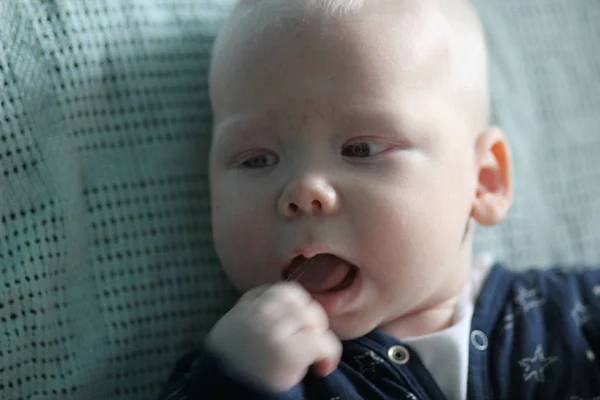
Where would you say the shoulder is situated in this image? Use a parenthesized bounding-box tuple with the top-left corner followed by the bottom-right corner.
(470, 263, 600, 399)
(474, 262, 600, 332)
(488, 263, 600, 313)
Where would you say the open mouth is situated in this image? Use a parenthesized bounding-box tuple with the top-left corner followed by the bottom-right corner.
(282, 254, 359, 294)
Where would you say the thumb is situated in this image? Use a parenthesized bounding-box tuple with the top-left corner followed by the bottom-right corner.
(311, 330, 342, 377)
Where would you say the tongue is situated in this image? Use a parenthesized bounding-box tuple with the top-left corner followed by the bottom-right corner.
(286, 254, 352, 293)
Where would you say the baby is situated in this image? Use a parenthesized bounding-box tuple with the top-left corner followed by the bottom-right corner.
(159, 1, 600, 399)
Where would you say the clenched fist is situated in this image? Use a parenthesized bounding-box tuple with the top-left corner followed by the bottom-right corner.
(204, 281, 343, 393)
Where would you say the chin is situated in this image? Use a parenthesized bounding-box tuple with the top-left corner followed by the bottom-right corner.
(330, 315, 380, 341)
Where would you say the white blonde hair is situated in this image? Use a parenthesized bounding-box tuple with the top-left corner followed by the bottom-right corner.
(213, 0, 491, 129)
(233, 0, 366, 24)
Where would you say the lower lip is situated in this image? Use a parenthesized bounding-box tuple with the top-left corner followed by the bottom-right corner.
(310, 268, 363, 316)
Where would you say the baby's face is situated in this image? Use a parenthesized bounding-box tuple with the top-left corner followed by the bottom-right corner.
(210, 3, 487, 339)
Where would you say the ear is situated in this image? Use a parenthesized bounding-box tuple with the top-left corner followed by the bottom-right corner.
(471, 126, 513, 226)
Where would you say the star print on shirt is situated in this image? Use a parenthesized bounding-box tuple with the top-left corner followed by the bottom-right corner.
(503, 312, 514, 332)
(513, 286, 546, 314)
(518, 345, 558, 383)
(571, 302, 592, 326)
(353, 350, 385, 374)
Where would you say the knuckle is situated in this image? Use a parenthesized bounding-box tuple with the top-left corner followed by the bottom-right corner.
(261, 283, 291, 303)
(278, 281, 311, 302)
(310, 300, 327, 318)
(253, 300, 277, 320)
(268, 322, 291, 343)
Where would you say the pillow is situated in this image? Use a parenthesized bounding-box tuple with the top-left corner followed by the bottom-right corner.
(0, 1, 235, 398)
(0, 1, 598, 399)
(472, 0, 600, 268)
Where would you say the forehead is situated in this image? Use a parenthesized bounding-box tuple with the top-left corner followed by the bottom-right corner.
(220, 2, 451, 71)
(211, 3, 453, 100)
(209, 1, 462, 143)
(214, 103, 417, 137)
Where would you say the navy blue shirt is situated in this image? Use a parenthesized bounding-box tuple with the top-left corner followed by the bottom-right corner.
(158, 264, 600, 399)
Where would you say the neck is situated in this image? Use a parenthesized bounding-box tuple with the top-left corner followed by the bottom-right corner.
(377, 295, 462, 339)
(379, 226, 474, 339)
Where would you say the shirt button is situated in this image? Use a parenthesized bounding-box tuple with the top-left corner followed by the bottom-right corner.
(388, 345, 410, 365)
(470, 330, 488, 351)
(587, 350, 596, 361)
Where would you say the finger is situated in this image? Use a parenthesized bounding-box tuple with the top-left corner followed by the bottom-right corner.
(312, 356, 339, 377)
(258, 281, 313, 307)
(311, 330, 343, 377)
(291, 329, 342, 376)
(244, 287, 313, 332)
(271, 300, 330, 339)
(298, 300, 330, 333)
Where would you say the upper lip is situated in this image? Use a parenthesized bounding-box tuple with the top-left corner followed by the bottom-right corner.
(291, 244, 332, 259)
(280, 245, 329, 279)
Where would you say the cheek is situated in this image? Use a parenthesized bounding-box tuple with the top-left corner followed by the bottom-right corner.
(211, 183, 278, 291)
(213, 213, 275, 291)
(353, 165, 470, 272)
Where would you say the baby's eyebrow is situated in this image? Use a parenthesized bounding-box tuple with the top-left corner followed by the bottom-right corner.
(212, 115, 272, 147)
(336, 106, 426, 146)
(337, 106, 406, 130)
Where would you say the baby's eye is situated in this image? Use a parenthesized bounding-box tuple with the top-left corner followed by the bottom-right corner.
(240, 152, 279, 169)
(341, 141, 390, 158)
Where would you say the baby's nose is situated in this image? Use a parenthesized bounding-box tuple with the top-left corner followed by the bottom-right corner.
(278, 175, 340, 218)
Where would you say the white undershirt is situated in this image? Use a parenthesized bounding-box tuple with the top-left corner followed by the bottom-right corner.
(403, 253, 494, 400)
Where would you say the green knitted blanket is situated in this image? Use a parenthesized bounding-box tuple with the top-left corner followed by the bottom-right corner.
(1, 1, 599, 399)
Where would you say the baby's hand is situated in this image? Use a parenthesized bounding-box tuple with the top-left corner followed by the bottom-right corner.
(204, 281, 342, 393)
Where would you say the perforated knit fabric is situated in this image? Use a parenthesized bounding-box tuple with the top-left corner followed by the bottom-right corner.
(0, 1, 238, 399)
(472, 0, 600, 267)
(0, 1, 599, 399)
